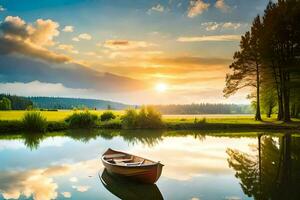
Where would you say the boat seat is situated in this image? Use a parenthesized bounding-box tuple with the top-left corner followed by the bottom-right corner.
(104, 154, 126, 159)
(113, 158, 133, 162)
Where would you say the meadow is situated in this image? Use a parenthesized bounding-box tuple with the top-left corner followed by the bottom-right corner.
(0, 110, 124, 121)
(1, 110, 299, 125)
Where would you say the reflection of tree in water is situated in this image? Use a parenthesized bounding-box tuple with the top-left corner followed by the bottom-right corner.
(120, 130, 164, 147)
(22, 132, 45, 150)
(65, 129, 120, 143)
(227, 133, 300, 200)
(65, 129, 164, 147)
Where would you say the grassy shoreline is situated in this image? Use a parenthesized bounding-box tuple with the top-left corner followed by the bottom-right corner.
(1, 118, 300, 133)
(1, 110, 300, 133)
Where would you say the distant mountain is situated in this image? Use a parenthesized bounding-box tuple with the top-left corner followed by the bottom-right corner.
(29, 97, 131, 110)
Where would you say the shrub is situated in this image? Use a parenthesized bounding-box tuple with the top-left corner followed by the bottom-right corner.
(0, 97, 12, 110)
(22, 111, 47, 132)
(65, 111, 98, 128)
(100, 111, 116, 121)
(121, 109, 138, 129)
(121, 106, 164, 129)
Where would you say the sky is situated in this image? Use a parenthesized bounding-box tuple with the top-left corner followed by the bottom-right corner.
(0, 0, 270, 104)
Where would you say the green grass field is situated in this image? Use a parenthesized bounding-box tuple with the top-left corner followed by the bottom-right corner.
(0, 110, 124, 121)
(1, 110, 299, 124)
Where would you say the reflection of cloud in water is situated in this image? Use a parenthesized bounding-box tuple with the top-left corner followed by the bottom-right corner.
(0, 137, 70, 150)
(0, 159, 101, 200)
(130, 136, 255, 180)
(0, 140, 25, 150)
(61, 192, 71, 198)
(225, 196, 242, 200)
(69, 177, 78, 182)
(72, 185, 90, 192)
(0, 169, 58, 200)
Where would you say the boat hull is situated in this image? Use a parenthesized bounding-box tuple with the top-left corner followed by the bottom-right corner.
(101, 148, 163, 184)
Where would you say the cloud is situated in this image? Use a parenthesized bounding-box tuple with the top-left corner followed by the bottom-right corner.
(201, 22, 220, 31)
(0, 16, 70, 63)
(72, 37, 80, 41)
(61, 192, 71, 198)
(187, 0, 210, 18)
(57, 44, 78, 54)
(84, 51, 96, 56)
(177, 34, 240, 42)
(222, 22, 241, 29)
(73, 33, 92, 41)
(201, 22, 242, 31)
(0, 55, 148, 92)
(62, 26, 74, 32)
(0, 5, 6, 12)
(103, 40, 154, 50)
(215, 0, 230, 12)
(148, 4, 164, 14)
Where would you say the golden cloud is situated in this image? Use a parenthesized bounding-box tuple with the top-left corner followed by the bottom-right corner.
(57, 44, 78, 54)
(0, 16, 71, 63)
(103, 40, 154, 50)
(177, 35, 241, 42)
(215, 0, 230, 12)
(73, 33, 92, 41)
(188, 0, 210, 18)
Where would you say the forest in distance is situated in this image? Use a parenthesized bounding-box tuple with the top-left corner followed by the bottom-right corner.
(0, 94, 252, 114)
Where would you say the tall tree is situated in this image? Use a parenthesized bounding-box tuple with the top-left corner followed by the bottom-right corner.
(260, 0, 300, 122)
(224, 16, 263, 120)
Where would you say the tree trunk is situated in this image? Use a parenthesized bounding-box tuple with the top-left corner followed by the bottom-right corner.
(282, 72, 291, 122)
(271, 60, 283, 120)
(255, 63, 262, 121)
(267, 103, 272, 118)
(278, 92, 284, 120)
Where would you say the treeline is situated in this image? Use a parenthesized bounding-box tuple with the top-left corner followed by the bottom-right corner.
(152, 104, 252, 114)
(224, 0, 300, 121)
(0, 94, 33, 110)
(28, 97, 129, 110)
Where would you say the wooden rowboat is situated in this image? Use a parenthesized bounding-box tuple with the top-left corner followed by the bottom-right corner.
(101, 148, 163, 184)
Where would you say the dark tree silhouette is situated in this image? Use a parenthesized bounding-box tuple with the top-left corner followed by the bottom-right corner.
(224, 16, 263, 120)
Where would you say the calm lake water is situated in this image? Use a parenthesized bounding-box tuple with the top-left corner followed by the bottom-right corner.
(0, 130, 299, 200)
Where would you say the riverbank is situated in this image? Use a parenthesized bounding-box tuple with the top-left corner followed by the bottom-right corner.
(1, 110, 300, 133)
(1, 118, 300, 133)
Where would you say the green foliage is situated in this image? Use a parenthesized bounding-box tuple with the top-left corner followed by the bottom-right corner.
(154, 104, 252, 114)
(261, 86, 277, 118)
(121, 109, 138, 129)
(0, 94, 33, 110)
(0, 97, 12, 110)
(65, 111, 98, 128)
(22, 111, 47, 132)
(100, 111, 116, 121)
(121, 106, 164, 129)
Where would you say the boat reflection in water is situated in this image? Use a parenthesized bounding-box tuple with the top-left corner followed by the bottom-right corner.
(100, 169, 164, 200)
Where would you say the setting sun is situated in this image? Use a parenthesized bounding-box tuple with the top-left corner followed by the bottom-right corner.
(155, 83, 168, 92)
